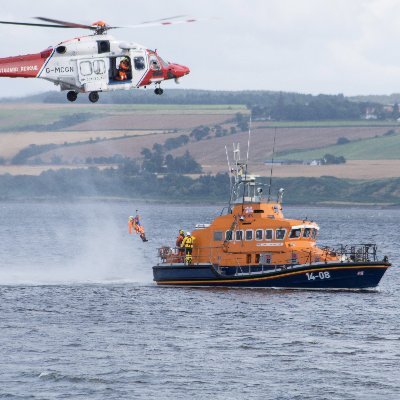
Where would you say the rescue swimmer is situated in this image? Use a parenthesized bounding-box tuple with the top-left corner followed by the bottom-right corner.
(128, 211, 148, 242)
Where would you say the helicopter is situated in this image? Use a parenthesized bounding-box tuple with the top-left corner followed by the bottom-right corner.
(0, 16, 193, 103)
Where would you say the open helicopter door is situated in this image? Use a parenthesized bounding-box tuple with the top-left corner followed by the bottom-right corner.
(109, 52, 148, 89)
(78, 58, 108, 92)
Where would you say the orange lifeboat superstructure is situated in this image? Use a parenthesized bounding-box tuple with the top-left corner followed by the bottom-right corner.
(153, 147, 391, 289)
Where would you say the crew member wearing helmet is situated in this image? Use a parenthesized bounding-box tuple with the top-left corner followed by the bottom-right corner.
(176, 229, 185, 261)
(116, 58, 131, 81)
(181, 232, 195, 264)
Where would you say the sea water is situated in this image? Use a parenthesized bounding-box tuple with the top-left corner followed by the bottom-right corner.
(0, 202, 399, 399)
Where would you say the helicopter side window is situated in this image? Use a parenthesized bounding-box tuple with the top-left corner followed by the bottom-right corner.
(93, 60, 106, 75)
(134, 57, 145, 70)
(80, 61, 92, 76)
(97, 40, 110, 54)
(159, 56, 169, 67)
(276, 229, 286, 240)
(150, 57, 161, 71)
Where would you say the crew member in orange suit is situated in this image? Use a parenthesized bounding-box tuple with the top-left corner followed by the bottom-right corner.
(116, 58, 131, 81)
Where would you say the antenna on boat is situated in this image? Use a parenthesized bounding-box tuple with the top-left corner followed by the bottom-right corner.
(225, 145, 233, 210)
(267, 127, 277, 202)
(240, 114, 252, 210)
(246, 114, 252, 164)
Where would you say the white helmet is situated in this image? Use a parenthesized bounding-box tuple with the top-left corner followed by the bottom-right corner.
(186, 232, 191, 236)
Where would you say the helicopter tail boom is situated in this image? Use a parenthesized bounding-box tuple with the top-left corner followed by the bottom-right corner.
(0, 48, 52, 78)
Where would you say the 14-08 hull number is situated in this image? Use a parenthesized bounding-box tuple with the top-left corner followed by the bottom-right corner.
(306, 271, 331, 281)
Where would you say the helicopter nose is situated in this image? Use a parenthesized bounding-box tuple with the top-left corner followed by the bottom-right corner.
(169, 63, 190, 78)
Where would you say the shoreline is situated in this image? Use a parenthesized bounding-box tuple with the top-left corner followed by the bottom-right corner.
(1, 196, 399, 208)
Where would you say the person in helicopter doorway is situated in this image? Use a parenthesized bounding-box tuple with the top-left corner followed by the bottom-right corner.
(181, 232, 195, 265)
(176, 229, 185, 261)
(115, 57, 131, 81)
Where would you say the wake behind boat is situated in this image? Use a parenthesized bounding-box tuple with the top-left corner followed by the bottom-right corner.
(153, 143, 391, 290)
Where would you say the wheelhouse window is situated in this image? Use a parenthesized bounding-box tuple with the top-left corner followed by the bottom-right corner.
(134, 57, 145, 70)
(265, 229, 273, 240)
(311, 228, 318, 239)
(276, 229, 286, 240)
(225, 230, 233, 241)
(80, 61, 92, 76)
(245, 230, 253, 241)
(214, 231, 223, 241)
(235, 230, 244, 241)
(289, 228, 301, 239)
(93, 60, 106, 75)
(303, 228, 312, 238)
(255, 229, 263, 240)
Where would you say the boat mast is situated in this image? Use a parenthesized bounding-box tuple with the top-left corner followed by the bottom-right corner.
(241, 115, 252, 209)
(225, 145, 233, 211)
(267, 127, 277, 202)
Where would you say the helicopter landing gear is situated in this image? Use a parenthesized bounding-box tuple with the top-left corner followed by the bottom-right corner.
(67, 91, 78, 102)
(154, 86, 164, 95)
(88, 91, 99, 103)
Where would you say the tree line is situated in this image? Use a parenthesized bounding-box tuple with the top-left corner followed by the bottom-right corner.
(1, 166, 399, 204)
(6, 89, 396, 121)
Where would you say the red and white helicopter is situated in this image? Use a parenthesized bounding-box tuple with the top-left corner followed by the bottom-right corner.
(0, 16, 193, 102)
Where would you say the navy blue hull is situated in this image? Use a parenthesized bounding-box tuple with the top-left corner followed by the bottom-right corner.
(153, 262, 390, 289)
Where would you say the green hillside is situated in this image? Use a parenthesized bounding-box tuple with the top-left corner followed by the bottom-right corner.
(278, 133, 400, 160)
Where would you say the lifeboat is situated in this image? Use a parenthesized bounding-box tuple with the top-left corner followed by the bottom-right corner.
(153, 147, 391, 290)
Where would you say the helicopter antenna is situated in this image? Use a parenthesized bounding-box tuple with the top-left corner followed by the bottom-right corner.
(267, 127, 278, 202)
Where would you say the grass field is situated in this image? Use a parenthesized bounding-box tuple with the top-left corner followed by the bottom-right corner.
(253, 120, 400, 128)
(0, 130, 160, 158)
(278, 133, 400, 160)
(0, 103, 248, 134)
(1, 103, 399, 179)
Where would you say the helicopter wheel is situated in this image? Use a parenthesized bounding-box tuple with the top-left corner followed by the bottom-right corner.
(88, 91, 99, 103)
(154, 87, 164, 95)
(67, 91, 78, 102)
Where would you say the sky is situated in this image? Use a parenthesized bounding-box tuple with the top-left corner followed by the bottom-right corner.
(2, 0, 400, 97)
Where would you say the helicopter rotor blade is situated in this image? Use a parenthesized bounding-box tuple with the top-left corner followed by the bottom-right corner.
(0, 15, 204, 31)
(120, 15, 199, 29)
(35, 17, 94, 29)
(0, 20, 75, 28)
(140, 15, 188, 24)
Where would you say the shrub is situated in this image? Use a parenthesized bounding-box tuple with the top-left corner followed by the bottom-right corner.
(336, 137, 350, 145)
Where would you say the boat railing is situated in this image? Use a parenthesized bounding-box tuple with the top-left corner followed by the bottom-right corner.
(156, 246, 310, 276)
(320, 243, 378, 262)
(157, 246, 220, 266)
(156, 243, 381, 276)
